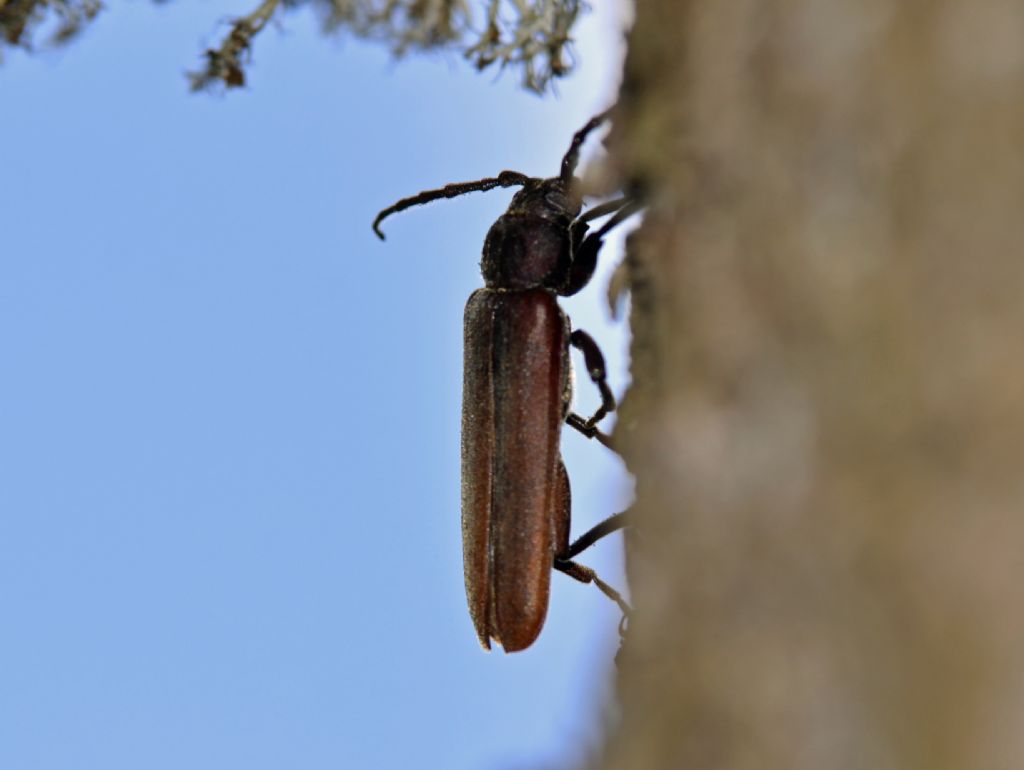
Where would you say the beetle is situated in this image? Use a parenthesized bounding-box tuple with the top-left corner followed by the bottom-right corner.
(373, 111, 639, 652)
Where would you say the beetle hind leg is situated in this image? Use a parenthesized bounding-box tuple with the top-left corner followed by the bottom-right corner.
(555, 510, 631, 616)
(563, 511, 630, 560)
(554, 557, 632, 617)
(553, 471, 632, 618)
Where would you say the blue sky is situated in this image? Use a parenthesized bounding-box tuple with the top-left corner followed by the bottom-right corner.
(0, 3, 635, 767)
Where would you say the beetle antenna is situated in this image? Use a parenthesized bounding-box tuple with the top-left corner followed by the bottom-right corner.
(559, 108, 613, 186)
(373, 170, 532, 240)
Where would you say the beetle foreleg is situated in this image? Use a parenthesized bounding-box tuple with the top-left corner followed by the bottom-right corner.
(575, 195, 632, 227)
(563, 197, 644, 296)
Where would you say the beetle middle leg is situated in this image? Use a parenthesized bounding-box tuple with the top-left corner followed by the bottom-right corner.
(566, 328, 617, 448)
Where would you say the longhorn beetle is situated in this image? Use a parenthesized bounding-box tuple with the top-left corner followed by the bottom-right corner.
(373, 110, 639, 652)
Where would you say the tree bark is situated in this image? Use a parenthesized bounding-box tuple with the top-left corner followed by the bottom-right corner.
(604, 1, 1024, 768)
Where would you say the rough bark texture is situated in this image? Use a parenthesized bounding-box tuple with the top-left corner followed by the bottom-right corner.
(604, 1, 1024, 768)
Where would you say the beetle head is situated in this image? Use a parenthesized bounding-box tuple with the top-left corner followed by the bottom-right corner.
(481, 177, 582, 291)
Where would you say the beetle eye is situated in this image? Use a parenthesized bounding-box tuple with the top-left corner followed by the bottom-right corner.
(544, 191, 571, 212)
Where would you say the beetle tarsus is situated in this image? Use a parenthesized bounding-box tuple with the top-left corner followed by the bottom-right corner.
(553, 557, 632, 617)
(566, 413, 616, 449)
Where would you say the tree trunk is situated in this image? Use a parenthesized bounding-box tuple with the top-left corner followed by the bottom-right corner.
(604, 1, 1024, 768)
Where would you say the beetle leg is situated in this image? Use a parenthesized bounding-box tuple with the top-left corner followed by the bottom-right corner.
(553, 558, 632, 617)
(571, 328, 616, 419)
(566, 415, 615, 449)
(564, 197, 629, 292)
(562, 511, 630, 560)
(576, 195, 632, 226)
(563, 198, 643, 297)
(566, 328, 616, 445)
(553, 464, 630, 617)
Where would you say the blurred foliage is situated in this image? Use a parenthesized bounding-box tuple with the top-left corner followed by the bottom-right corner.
(0, 0, 584, 93)
(1, 0, 101, 48)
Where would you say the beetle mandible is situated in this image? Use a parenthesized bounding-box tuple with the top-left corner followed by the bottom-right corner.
(373, 110, 639, 652)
